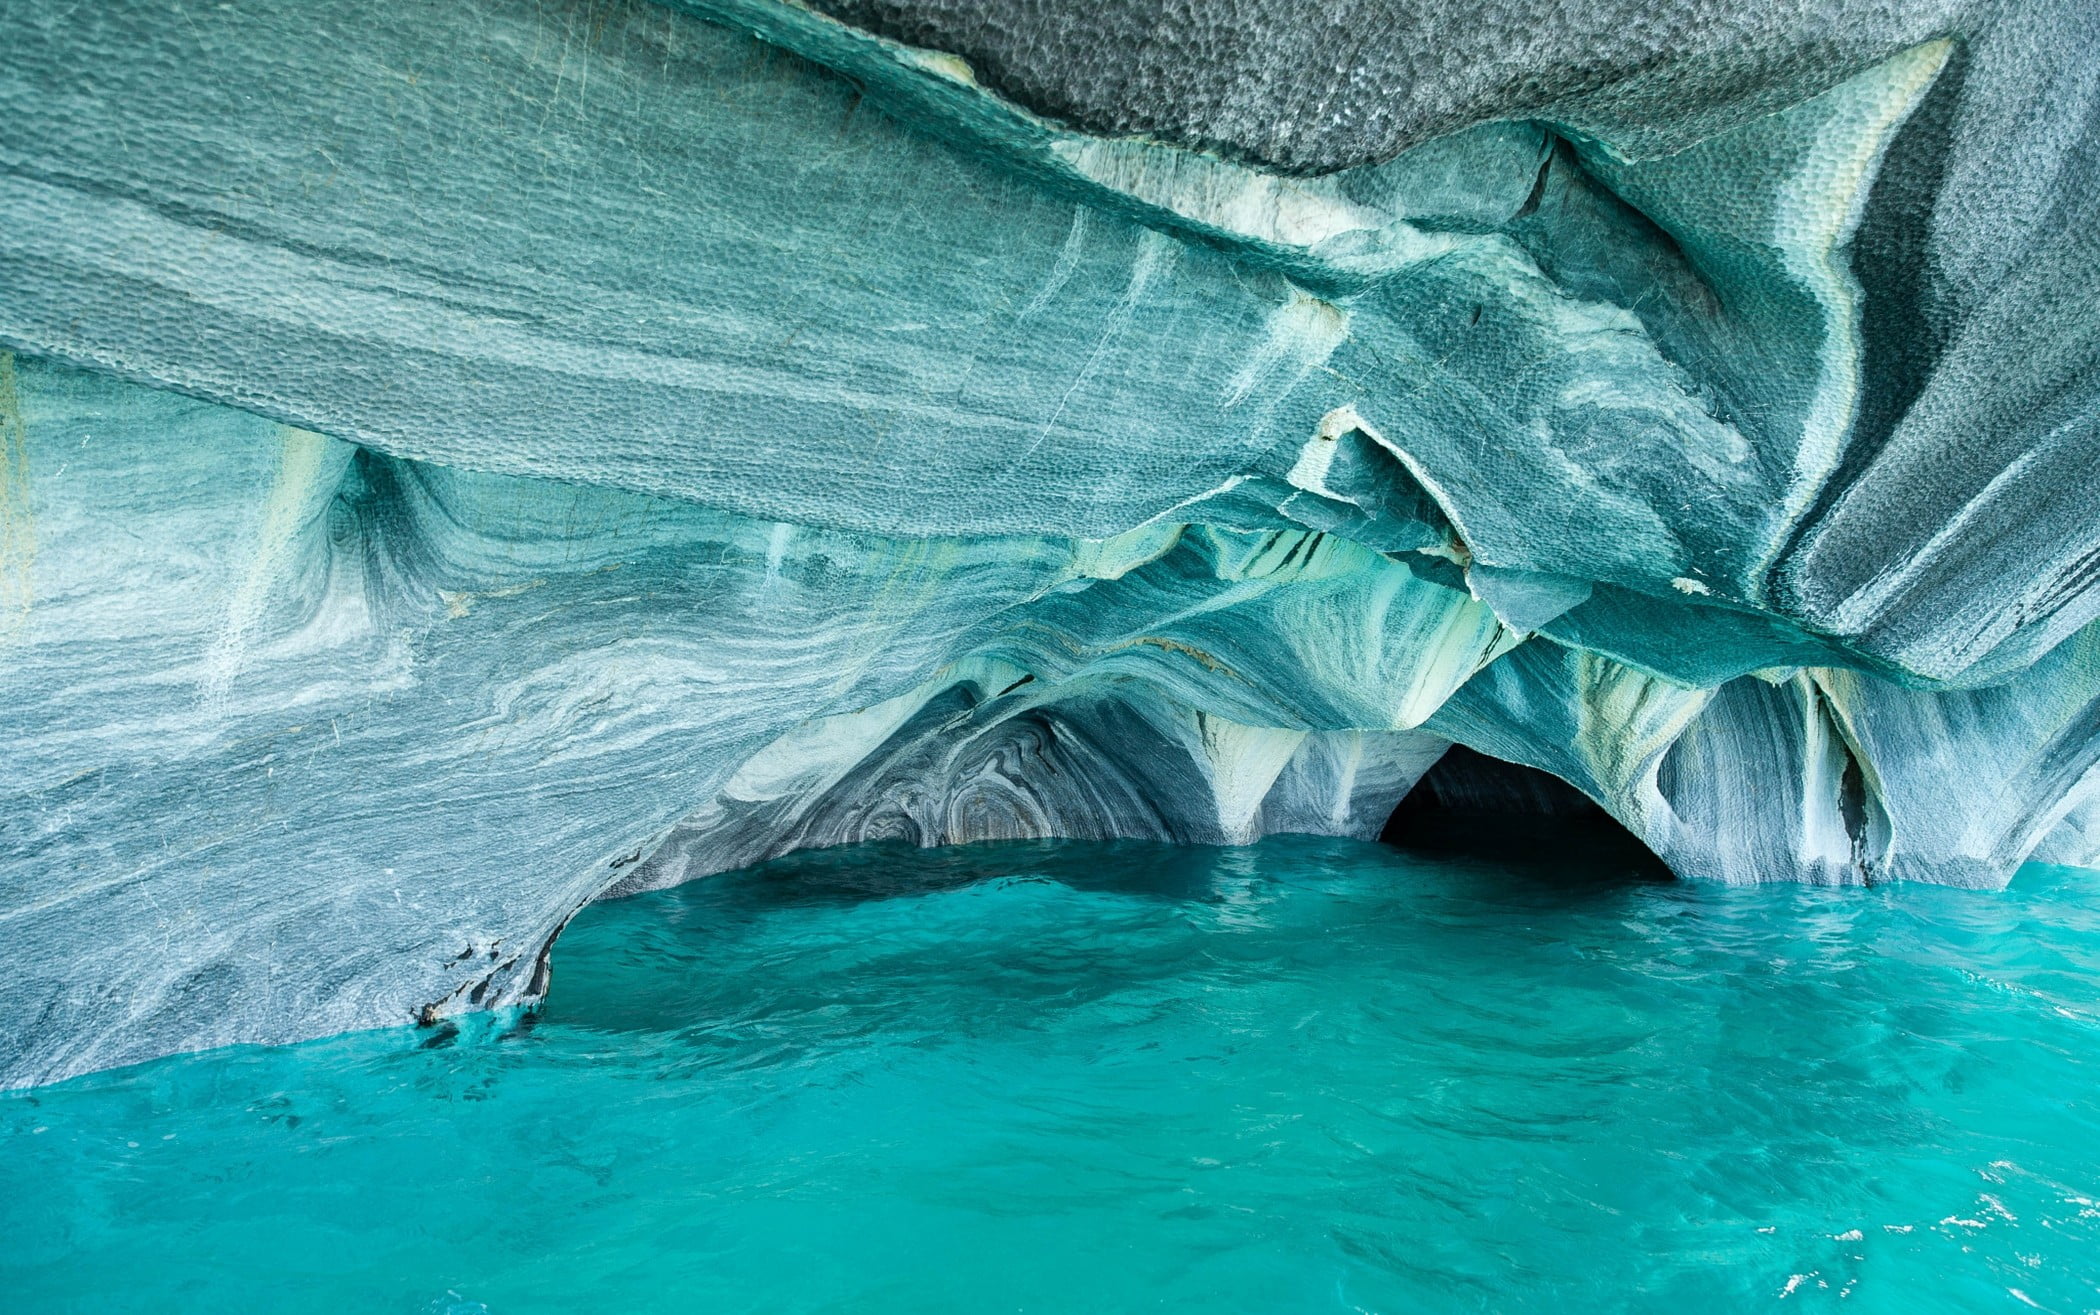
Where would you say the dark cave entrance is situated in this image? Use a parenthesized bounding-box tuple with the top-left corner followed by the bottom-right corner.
(1381, 746, 1670, 879)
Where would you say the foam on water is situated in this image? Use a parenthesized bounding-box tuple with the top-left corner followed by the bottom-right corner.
(4, 835, 2098, 1312)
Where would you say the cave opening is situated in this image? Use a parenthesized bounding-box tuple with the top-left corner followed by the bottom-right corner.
(1381, 746, 1671, 880)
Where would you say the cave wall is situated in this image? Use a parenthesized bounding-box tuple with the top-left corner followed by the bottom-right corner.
(5, 354, 2098, 1089)
(2, 0, 2099, 1086)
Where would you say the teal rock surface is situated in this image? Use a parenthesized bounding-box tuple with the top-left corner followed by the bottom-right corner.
(2, 0, 2098, 1085)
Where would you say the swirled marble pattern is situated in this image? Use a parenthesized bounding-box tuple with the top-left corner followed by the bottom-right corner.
(3, 0, 2099, 1084)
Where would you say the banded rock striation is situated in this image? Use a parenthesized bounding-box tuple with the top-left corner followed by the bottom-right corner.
(0, 0, 2097, 1086)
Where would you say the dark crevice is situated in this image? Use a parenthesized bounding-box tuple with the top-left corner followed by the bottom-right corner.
(1808, 680, 1888, 882)
(1512, 144, 1555, 221)
(1774, 39, 1970, 576)
(1837, 747, 1872, 877)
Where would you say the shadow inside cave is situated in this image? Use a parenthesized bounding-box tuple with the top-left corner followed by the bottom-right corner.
(1382, 746, 1674, 884)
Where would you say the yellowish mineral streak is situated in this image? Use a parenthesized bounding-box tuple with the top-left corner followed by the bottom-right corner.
(202, 426, 338, 714)
(0, 352, 31, 639)
(1574, 651, 1713, 825)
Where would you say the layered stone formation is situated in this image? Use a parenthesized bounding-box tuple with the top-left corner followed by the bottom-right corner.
(1, 0, 2096, 1086)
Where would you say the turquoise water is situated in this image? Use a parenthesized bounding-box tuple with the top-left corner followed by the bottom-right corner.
(5, 835, 2099, 1313)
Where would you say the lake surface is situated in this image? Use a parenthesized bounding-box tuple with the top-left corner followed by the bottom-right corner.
(5, 834, 2098, 1313)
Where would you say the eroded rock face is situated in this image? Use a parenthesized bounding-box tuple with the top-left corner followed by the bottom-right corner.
(1, 0, 2098, 1085)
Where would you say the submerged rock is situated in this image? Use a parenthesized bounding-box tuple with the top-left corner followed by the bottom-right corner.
(0, 0, 2096, 1084)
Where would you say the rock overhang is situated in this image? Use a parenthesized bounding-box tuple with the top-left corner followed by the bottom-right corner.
(1, 0, 2098, 1086)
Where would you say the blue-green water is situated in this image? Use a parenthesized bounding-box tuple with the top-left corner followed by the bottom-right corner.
(5, 836, 2100, 1313)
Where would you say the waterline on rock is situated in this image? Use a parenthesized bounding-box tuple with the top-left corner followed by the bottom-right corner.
(3, 835, 2096, 1313)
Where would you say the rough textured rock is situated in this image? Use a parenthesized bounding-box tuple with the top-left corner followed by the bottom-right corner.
(0, 356, 1483, 1084)
(803, 0, 1969, 173)
(2, 0, 2099, 1086)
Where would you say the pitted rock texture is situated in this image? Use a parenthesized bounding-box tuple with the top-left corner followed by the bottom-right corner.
(803, 0, 1965, 173)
